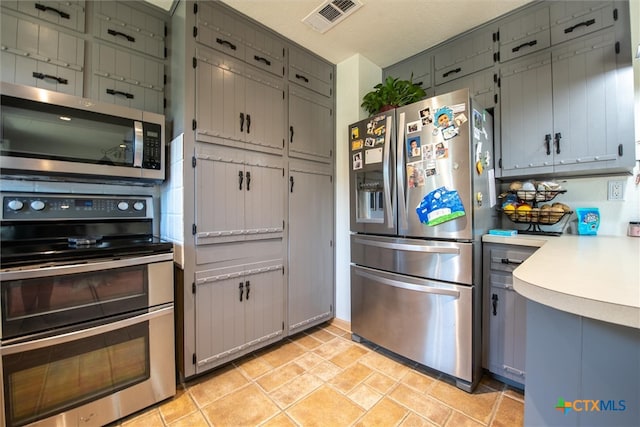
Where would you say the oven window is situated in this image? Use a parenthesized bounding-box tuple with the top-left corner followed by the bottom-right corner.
(1, 265, 148, 339)
(3, 322, 150, 427)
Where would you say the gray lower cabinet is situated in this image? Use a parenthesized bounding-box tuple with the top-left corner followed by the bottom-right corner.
(194, 260, 285, 373)
(287, 159, 334, 335)
(483, 242, 537, 387)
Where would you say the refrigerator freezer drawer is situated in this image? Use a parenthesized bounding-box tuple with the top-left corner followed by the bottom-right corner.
(350, 234, 473, 285)
(351, 265, 473, 382)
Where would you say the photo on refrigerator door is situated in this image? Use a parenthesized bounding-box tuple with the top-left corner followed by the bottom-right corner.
(407, 136, 421, 159)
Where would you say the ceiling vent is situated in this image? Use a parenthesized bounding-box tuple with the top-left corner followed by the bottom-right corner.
(302, 0, 363, 33)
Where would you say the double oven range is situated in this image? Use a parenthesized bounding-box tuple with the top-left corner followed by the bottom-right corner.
(0, 192, 175, 427)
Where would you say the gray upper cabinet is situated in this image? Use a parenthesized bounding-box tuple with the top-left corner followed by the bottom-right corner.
(2, 0, 86, 32)
(498, 5, 550, 63)
(383, 53, 432, 93)
(288, 85, 333, 163)
(93, 0, 166, 60)
(195, 1, 285, 77)
(194, 144, 284, 245)
(288, 45, 332, 97)
(434, 67, 496, 110)
(288, 160, 334, 335)
(1, 14, 84, 96)
(433, 27, 495, 86)
(194, 46, 285, 153)
(549, 1, 615, 45)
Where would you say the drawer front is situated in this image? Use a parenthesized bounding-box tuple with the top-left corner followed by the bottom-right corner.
(288, 46, 333, 97)
(385, 53, 432, 89)
(196, 1, 246, 61)
(3, 0, 86, 32)
(499, 7, 550, 62)
(488, 246, 537, 273)
(434, 28, 495, 85)
(550, 1, 615, 45)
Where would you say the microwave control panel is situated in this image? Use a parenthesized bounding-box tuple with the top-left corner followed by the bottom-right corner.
(142, 123, 162, 170)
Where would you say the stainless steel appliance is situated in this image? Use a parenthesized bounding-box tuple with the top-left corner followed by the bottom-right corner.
(349, 88, 496, 392)
(0, 82, 165, 181)
(0, 193, 175, 427)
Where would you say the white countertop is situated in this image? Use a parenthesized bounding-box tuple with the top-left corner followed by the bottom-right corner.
(483, 234, 640, 329)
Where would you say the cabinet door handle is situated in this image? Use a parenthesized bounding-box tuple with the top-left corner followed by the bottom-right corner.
(240, 112, 245, 132)
(290, 176, 294, 193)
(246, 171, 251, 191)
(238, 171, 244, 190)
(245, 280, 250, 300)
(545, 134, 552, 155)
(442, 67, 461, 78)
(295, 73, 309, 83)
(512, 40, 537, 53)
(564, 18, 596, 34)
(239, 282, 244, 301)
(32, 72, 68, 85)
(492, 293, 499, 316)
(246, 114, 251, 134)
(254, 55, 271, 66)
(35, 3, 70, 19)
(554, 132, 562, 154)
(106, 88, 134, 99)
(108, 29, 135, 43)
(501, 258, 523, 265)
(289, 126, 294, 143)
(216, 38, 237, 51)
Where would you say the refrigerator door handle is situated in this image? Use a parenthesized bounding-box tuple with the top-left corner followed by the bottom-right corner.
(353, 237, 460, 254)
(396, 112, 408, 230)
(382, 114, 394, 228)
(356, 267, 460, 298)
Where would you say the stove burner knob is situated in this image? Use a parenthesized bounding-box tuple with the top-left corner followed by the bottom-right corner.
(30, 200, 46, 211)
(117, 201, 129, 211)
(133, 201, 144, 211)
(8, 200, 24, 211)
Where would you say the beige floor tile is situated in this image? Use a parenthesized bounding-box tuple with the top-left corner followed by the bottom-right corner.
(167, 411, 209, 427)
(446, 411, 485, 427)
(354, 397, 409, 427)
(158, 388, 198, 424)
(121, 409, 165, 427)
(260, 412, 297, 427)
(330, 344, 369, 368)
(399, 412, 438, 427)
(235, 354, 275, 379)
(490, 395, 524, 427)
(390, 384, 451, 425)
(401, 370, 437, 394)
(289, 333, 323, 350)
(429, 381, 499, 425)
(364, 371, 398, 394)
(309, 360, 342, 381)
(269, 372, 324, 408)
(259, 341, 306, 368)
(360, 351, 411, 380)
(348, 383, 383, 410)
(294, 351, 325, 371)
(324, 323, 349, 337)
(328, 362, 374, 393)
(306, 327, 337, 342)
(257, 362, 305, 392)
(287, 385, 365, 427)
(479, 375, 507, 392)
(313, 336, 354, 360)
(503, 385, 525, 403)
(202, 384, 279, 426)
(189, 365, 249, 407)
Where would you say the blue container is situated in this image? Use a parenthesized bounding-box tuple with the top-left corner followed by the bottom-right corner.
(576, 208, 600, 235)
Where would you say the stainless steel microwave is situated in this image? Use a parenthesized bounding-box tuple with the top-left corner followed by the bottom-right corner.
(0, 82, 165, 181)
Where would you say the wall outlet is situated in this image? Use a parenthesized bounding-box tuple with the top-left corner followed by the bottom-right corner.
(607, 180, 625, 200)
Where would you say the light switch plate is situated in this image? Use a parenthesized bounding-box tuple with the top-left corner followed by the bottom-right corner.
(607, 180, 625, 200)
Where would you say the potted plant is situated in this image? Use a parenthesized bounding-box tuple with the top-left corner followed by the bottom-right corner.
(361, 75, 427, 116)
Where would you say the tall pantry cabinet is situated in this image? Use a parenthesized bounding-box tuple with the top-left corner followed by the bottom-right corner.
(164, 0, 335, 380)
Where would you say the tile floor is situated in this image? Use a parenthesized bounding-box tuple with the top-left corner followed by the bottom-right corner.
(115, 322, 524, 427)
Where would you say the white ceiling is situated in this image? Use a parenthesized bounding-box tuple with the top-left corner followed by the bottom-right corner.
(218, 0, 534, 68)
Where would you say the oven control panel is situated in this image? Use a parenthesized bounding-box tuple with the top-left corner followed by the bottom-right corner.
(1, 193, 154, 220)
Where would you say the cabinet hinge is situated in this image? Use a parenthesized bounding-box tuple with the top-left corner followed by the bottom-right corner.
(163, 98, 167, 109)
(330, 304, 333, 312)
(493, 73, 497, 83)
(192, 224, 197, 235)
(330, 88, 333, 96)
(164, 25, 168, 37)
(193, 26, 198, 38)
(193, 3, 198, 14)
(618, 144, 623, 156)
(193, 57, 197, 68)
(330, 72, 333, 81)
(494, 94, 498, 104)
(282, 321, 285, 330)
(283, 220, 285, 229)
(282, 139, 285, 148)
(282, 91, 285, 100)
(493, 52, 500, 62)
(164, 46, 167, 59)
(192, 156, 197, 168)
(498, 158, 502, 169)
(282, 48, 285, 57)
(282, 168, 284, 176)
(192, 353, 197, 365)
(282, 265, 285, 275)
(330, 149, 333, 158)
(330, 175, 333, 183)
(192, 119, 197, 130)
(192, 282, 196, 294)
(615, 42, 620, 54)
(330, 240, 333, 247)
(164, 74, 167, 85)
(613, 8, 618, 21)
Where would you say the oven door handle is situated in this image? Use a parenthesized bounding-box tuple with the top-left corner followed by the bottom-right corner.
(1, 305, 172, 354)
(0, 253, 173, 280)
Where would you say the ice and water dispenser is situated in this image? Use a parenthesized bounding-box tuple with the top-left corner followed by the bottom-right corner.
(356, 171, 385, 222)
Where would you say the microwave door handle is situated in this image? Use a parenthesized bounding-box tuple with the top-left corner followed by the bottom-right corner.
(396, 112, 408, 230)
(133, 121, 144, 167)
(382, 114, 393, 228)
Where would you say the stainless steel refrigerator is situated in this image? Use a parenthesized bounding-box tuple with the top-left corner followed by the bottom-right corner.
(349, 88, 496, 392)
